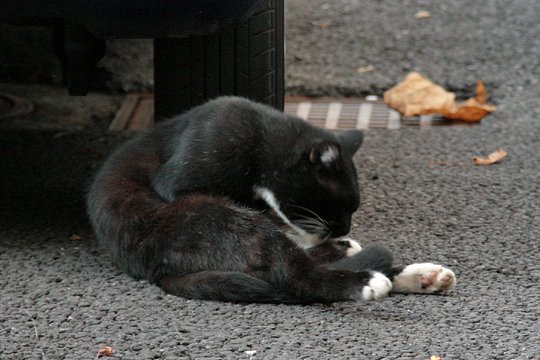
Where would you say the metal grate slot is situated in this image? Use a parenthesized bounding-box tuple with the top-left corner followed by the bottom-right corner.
(285, 96, 475, 130)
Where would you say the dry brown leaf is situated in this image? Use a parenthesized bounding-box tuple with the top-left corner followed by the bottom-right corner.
(383, 72, 455, 116)
(96, 346, 113, 358)
(473, 148, 508, 165)
(69, 234, 83, 241)
(441, 81, 496, 121)
(383, 72, 496, 122)
(318, 22, 331, 30)
(475, 80, 487, 103)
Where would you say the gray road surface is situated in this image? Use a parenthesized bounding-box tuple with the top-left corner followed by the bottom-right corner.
(1, 0, 539, 359)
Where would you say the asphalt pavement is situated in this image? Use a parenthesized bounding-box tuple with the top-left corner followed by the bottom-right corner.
(1, 0, 539, 359)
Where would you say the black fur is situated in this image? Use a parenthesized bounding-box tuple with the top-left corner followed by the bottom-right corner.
(87, 97, 395, 303)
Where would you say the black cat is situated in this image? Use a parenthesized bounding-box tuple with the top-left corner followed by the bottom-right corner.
(87, 97, 455, 303)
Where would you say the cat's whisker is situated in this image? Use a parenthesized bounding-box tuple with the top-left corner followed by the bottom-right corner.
(291, 215, 322, 224)
(292, 221, 323, 230)
(287, 205, 328, 226)
(291, 214, 330, 237)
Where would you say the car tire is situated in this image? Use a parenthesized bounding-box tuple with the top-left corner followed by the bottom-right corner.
(154, 0, 285, 119)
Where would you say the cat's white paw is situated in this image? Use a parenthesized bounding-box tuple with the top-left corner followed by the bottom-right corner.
(361, 272, 392, 301)
(392, 263, 456, 294)
(335, 237, 362, 257)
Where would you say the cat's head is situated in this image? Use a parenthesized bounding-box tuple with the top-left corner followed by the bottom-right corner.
(259, 128, 363, 239)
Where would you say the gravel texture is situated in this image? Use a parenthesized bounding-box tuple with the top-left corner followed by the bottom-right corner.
(1, 1, 540, 359)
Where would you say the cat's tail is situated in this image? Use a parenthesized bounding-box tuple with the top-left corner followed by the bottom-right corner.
(325, 244, 394, 275)
(158, 271, 300, 304)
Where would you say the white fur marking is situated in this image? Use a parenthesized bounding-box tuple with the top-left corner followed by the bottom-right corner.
(320, 147, 339, 164)
(253, 186, 324, 248)
(392, 263, 456, 294)
(362, 272, 392, 301)
(253, 187, 295, 228)
(339, 237, 362, 257)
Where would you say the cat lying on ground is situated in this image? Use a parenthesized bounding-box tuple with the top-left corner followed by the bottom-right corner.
(87, 96, 455, 303)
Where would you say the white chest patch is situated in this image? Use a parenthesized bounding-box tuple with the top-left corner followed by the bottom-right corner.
(253, 186, 324, 249)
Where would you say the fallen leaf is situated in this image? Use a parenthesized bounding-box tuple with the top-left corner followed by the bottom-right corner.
(416, 10, 432, 19)
(430, 356, 441, 360)
(96, 346, 113, 358)
(475, 79, 487, 103)
(318, 21, 331, 30)
(441, 101, 495, 122)
(70, 234, 83, 241)
(473, 148, 508, 165)
(383, 72, 496, 122)
(383, 72, 455, 116)
(441, 80, 496, 121)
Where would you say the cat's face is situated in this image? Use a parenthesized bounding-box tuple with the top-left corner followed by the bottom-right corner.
(269, 130, 363, 238)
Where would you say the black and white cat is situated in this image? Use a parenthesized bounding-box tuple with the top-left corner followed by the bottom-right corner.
(87, 97, 455, 303)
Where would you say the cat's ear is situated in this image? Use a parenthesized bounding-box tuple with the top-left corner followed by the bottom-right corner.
(309, 141, 342, 170)
(338, 130, 363, 157)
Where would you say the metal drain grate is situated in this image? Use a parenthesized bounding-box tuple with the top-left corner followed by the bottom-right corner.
(111, 94, 475, 131)
(285, 96, 472, 130)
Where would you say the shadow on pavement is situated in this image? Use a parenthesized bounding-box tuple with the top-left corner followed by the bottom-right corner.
(0, 128, 132, 234)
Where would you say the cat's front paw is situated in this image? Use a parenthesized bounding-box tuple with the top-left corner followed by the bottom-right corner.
(361, 272, 392, 301)
(392, 263, 456, 294)
(335, 237, 362, 257)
